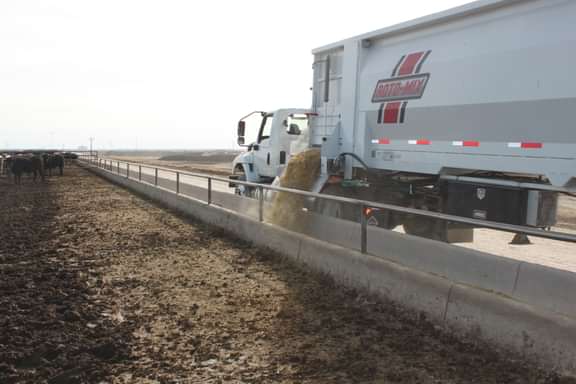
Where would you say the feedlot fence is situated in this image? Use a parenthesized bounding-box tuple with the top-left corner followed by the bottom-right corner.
(79, 155, 576, 248)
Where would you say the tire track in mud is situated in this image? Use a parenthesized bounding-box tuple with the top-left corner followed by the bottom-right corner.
(0, 167, 573, 384)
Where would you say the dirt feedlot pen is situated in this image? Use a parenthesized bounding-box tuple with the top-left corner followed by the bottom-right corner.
(0, 165, 572, 383)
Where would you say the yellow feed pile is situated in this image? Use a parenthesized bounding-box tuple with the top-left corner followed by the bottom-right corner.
(269, 148, 321, 230)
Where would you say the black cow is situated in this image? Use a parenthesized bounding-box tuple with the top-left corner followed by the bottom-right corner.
(63, 152, 78, 160)
(43, 153, 64, 176)
(10, 155, 44, 184)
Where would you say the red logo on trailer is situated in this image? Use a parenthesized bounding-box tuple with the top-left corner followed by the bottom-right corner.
(372, 51, 431, 124)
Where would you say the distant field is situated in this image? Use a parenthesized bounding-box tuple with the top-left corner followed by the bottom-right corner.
(158, 153, 238, 163)
(104, 150, 241, 176)
(102, 150, 240, 161)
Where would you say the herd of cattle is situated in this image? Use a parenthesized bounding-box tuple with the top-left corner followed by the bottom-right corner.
(0, 152, 78, 184)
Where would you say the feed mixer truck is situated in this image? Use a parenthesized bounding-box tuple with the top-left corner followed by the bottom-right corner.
(230, 0, 576, 242)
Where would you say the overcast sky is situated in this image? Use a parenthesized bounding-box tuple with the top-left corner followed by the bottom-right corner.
(0, 0, 469, 150)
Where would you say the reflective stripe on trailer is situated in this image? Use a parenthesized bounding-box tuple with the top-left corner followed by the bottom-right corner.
(408, 139, 430, 145)
(369, 140, 544, 149)
(508, 142, 543, 149)
(452, 141, 479, 147)
(371, 138, 390, 145)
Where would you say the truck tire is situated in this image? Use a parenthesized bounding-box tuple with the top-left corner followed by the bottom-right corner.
(232, 167, 257, 197)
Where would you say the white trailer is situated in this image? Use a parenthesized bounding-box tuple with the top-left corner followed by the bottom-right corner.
(232, 0, 576, 241)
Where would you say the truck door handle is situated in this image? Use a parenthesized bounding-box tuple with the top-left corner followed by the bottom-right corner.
(267, 153, 270, 165)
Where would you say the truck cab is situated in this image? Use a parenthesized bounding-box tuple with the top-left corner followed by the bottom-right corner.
(231, 108, 310, 185)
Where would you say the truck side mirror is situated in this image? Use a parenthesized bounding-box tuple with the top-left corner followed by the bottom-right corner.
(237, 136, 245, 146)
(237, 121, 246, 137)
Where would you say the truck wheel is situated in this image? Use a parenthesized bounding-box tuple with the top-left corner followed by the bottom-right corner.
(232, 168, 255, 197)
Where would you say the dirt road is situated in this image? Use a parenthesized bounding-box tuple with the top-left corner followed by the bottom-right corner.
(0, 166, 572, 383)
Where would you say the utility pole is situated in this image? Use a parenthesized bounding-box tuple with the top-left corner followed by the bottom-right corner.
(89, 137, 94, 158)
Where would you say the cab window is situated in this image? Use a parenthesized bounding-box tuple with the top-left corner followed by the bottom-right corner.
(285, 114, 308, 135)
(258, 113, 273, 142)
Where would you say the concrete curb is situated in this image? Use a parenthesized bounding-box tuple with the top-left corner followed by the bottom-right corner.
(84, 163, 576, 375)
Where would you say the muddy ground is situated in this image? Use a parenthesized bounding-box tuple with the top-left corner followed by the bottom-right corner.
(0, 166, 573, 383)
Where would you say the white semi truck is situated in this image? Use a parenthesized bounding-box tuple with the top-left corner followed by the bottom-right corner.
(230, 0, 576, 242)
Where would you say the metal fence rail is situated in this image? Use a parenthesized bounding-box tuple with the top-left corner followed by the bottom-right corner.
(79, 155, 576, 253)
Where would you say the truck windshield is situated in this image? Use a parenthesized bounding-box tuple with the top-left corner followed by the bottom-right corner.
(258, 114, 274, 142)
(240, 112, 265, 145)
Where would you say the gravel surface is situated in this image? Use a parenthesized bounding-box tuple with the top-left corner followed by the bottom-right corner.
(0, 165, 573, 383)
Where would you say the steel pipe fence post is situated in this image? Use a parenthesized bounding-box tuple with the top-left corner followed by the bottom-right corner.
(360, 203, 368, 254)
(138, 165, 142, 181)
(127, 163, 130, 179)
(207, 178, 212, 205)
(258, 186, 264, 222)
(155, 168, 158, 186)
(117, 162, 120, 174)
(176, 172, 180, 194)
